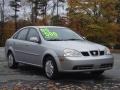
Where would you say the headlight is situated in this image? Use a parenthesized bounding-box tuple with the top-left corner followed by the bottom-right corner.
(105, 48, 111, 55)
(64, 49, 82, 57)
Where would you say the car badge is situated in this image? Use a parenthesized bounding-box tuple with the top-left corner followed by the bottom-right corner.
(93, 52, 96, 55)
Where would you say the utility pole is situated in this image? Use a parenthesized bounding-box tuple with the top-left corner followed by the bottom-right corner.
(31, 0, 38, 24)
(10, 0, 21, 31)
(57, 0, 59, 16)
(0, 3, 2, 46)
(15, 0, 17, 31)
(2, 0, 4, 24)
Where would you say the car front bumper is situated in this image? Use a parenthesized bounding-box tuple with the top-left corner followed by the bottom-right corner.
(57, 55, 114, 72)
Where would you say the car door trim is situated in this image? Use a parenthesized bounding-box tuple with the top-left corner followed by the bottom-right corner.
(15, 49, 40, 56)
(17, 61, 42, 67)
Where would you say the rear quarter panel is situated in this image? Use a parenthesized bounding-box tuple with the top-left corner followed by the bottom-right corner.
(5, 38, 15, 58)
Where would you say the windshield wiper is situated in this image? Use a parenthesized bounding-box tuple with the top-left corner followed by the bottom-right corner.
(65, 39, 82, 41)
(47, 39, 63, 41)
(47, 39, 83, 41)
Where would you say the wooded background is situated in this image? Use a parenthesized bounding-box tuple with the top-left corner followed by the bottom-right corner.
(0, 0, 120, 49)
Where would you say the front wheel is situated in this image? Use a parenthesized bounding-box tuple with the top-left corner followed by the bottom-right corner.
(7, 53, 18, 69)
(44, 56, 58, 79)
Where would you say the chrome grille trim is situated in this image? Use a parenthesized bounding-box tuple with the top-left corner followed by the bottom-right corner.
(90, 50, 99, 56)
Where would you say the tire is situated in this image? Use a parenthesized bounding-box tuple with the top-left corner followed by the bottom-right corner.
(91, 70, 104, 76)
(7, 52, 18, 69)
(44, 56, 58, 79)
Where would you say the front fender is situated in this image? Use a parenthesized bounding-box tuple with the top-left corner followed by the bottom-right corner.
(41, 49, 62, 71)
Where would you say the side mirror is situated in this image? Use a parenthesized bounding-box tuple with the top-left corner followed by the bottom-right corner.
(29, 37, 39, 43)
(83, 37, 86, 40)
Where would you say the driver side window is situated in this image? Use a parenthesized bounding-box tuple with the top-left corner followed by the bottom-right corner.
(27, 28, 40, 42)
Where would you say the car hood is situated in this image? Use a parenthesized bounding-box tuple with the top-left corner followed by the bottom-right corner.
(46, 40, 106, 51)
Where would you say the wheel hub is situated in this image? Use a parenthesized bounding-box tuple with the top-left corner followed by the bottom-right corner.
(45, 60, 54, 78)
(8, 54, 14, 67)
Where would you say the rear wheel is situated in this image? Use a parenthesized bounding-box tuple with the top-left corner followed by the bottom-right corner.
(8, 52, 18, 69)
(44, 56, 58, 79)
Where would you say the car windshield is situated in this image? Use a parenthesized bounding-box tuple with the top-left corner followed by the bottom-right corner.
(39, 27, 84, 41)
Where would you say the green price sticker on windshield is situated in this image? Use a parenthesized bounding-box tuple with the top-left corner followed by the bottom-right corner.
(40, 28, 58, 39)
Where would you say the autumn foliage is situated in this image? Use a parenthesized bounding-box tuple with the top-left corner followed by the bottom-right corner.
(0, 0, 120, 49)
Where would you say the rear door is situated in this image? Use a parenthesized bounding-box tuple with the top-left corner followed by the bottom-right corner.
(14, 28, 29, 62)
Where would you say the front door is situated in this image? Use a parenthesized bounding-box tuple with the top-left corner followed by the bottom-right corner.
(25, 28, 44, 65)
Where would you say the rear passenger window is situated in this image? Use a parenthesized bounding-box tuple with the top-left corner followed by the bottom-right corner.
(13, 31, 20, 39)
(17, 28, 28, 40)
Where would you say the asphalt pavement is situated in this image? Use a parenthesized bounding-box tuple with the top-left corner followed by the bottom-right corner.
(0, 47, 120, 90)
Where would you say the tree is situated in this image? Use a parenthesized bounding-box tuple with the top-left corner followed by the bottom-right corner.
(51, 15, 62, 25)
(0, 0, 4, 46)
(67, 0, 119, 48)
(116, 0, 120, 23)
(26, 0, 65, 25)
(50, 0, 65, 25)
(27, 0, 49, 25)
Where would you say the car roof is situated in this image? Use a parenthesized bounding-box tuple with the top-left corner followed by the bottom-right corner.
(24, 26, 66, 29)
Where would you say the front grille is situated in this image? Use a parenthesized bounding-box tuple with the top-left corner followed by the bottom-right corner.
(100, 51, 104, 55)
(100, 63, 113, 68)
(73, 65, 93, 70)
(81, 52, 89, 56)
(90, 51, 98, 56)
(80, 50, 105, 57)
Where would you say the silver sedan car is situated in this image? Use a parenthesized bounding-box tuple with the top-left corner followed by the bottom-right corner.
(5, 26, 114, 79)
